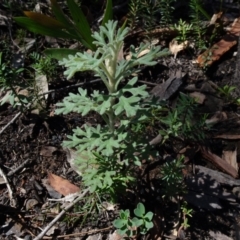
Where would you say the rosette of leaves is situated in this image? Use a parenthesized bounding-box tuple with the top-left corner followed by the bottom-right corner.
(56, 20, 169, 196)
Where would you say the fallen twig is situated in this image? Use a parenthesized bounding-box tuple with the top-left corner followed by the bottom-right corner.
(7, 158, 31, 177)
(33, 188, 89, 240)
(42, 226, 113, 239)
(0, 111, 22, 135)
(0, 166, 16, 207)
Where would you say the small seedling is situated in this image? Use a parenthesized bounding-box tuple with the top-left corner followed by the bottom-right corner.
(181, 201, 193, 229)
(30, 52, 57, 78)
(217, 85, 236, 102)
(161, 156, 185, 198)
(173, 19, 193, 43)
(113, 202, 154, 237)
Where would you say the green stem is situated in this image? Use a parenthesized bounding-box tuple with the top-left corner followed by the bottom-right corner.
(107, 100, 117, 134)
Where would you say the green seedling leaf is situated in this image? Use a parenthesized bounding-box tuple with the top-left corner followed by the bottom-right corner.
(145, 211, 154, 221)
(113, 219, 126, 228)
(66, 0, 95, 50)
(118, 228, 128, 236)
(134, 203, 145, 217)
(44, 48, 79, 60)
(120, 209, 130, 219)
(145, 221, 154, 229)
(132, 217, 143, 227)
(14, 17, 74, 39)
(101, 0, 113, 26)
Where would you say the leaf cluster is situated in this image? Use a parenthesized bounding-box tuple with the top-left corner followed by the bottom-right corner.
(30, 52, 57, 78)
(161, 156, 185, 197)
(113, 203, 154, 237)
(56, 20, 168, 197)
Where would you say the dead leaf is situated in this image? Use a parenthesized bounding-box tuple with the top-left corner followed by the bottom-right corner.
(42, 201, 60, 214)
(209, 12, 223, 25)
(197, 17, 240, 67)
(25, 199, 39, 210)
(108, 231, 122, 240)
(48, 172, 80, 196)
(5, 222, 23, 237)
(222, 147, 238, 172)
(46, 226, 58, 236)
(0, 11, 8, 26)
(126, 39, 159, 60)
(19, 38, 36, 53)
(205, 111, 227, 125)
(86, 234, 102, 240)
(189, 92, 206, 104)
(150, 70, 183, 101)
(169, 39, 189, 58)
(102, 201, 115, 211)
(14, 89, 29, 103)
(209, 230, 233, 240)
(40, 146, 57, 157)
(35, 73, 48, 99)
(0, 176, 6, 185)
(201, 147, 238, 178)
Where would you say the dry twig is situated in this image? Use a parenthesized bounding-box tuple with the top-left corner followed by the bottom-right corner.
(33, 188, 90, 240)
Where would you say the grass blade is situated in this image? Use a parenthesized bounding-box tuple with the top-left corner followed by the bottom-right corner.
(66, 0, 95, 50)
(101, 0, 113, 26)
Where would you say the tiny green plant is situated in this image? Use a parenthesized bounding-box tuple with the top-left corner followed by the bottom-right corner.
(159, 110, 182, 142)
(0, 52, 28, 108)
(159, 93, 208, 142)
(113, 202, 154, 237)
(127, 0, 168, 30)
(189, 0, 210, 49)
(15, 29, 27, 45)
(173, 19, 193, 43)
(30, 52, 57, 78)
(159, 0, 176, 26)
(217, 85, 237, 103)
(161, 156, 185, 198)
(55, 20, 169, 198)
(180, 201, 193, 229)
